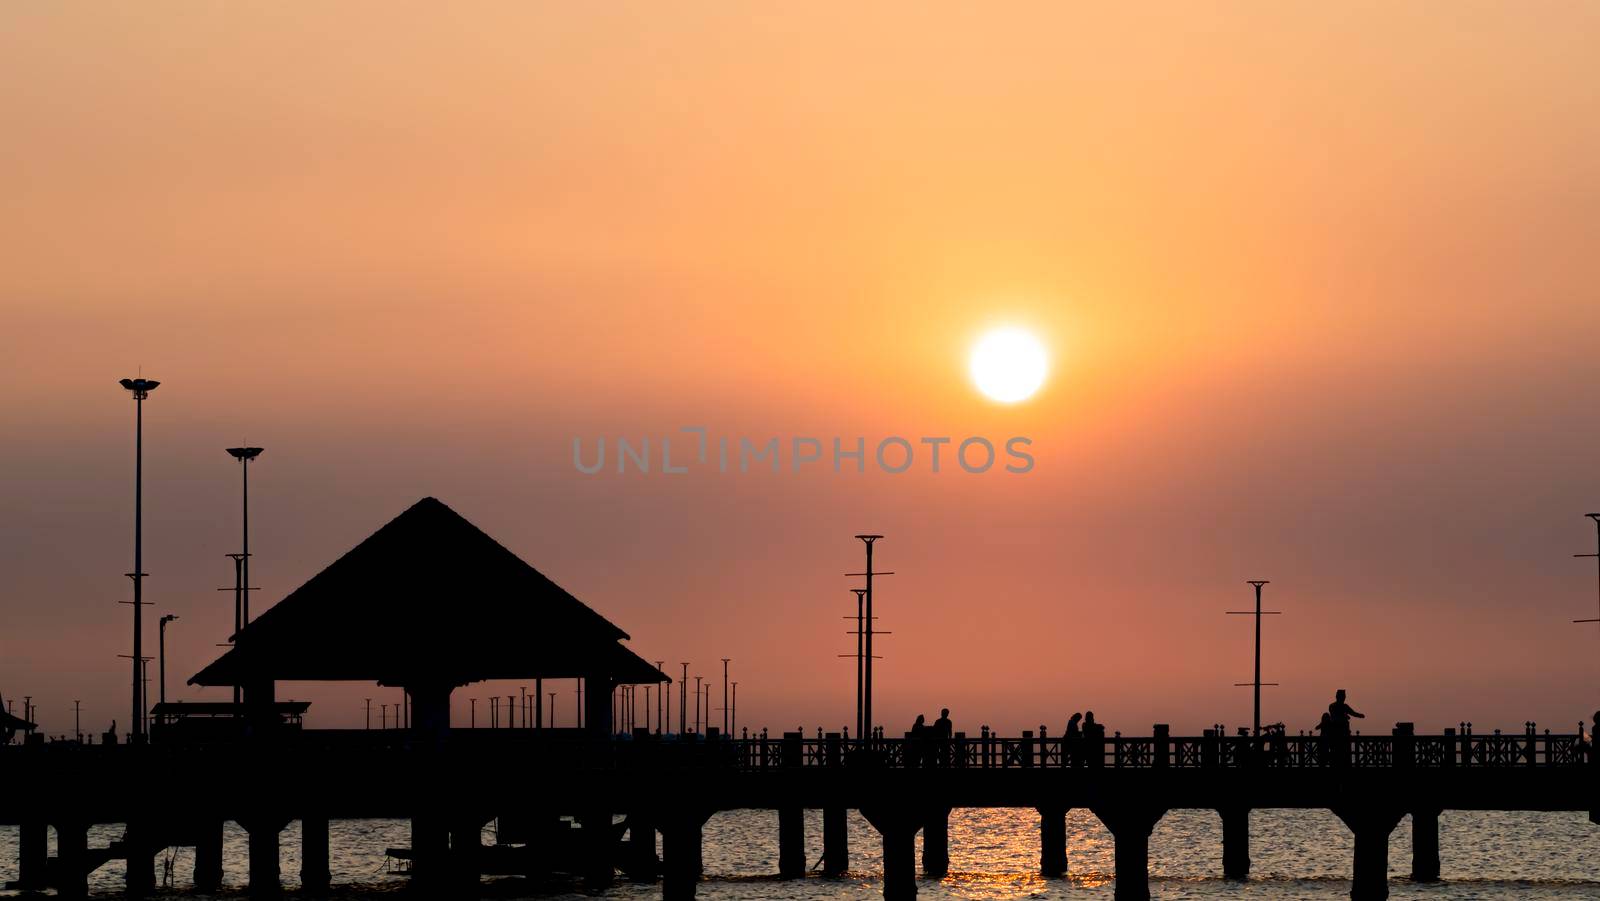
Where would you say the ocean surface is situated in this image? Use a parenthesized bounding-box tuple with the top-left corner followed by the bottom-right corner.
(3, 807, 1600, 899)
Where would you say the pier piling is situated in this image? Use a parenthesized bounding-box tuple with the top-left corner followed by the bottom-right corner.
(822, 806, 848, 875)
(1219, 807, 1250, 879)
(55, 820, 89, 900)
(1410, 808, 1441, 882)
(193, 820, 224, 892)
(124, 821, 155, 894)
(244, 818, 284, 896)
(661, 812, 708, 901)
(15, 820, 47, 890)
(778, 806, 806, 878)
(1092, 805, 1166, 901)
(1334, 806, 1406, 901)
(922, 807, 950, 878)
(301, 816, 331, 893)
(1038, 806, 1069, 877)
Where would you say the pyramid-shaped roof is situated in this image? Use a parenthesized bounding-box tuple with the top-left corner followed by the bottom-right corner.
(190, 497, 667, 688)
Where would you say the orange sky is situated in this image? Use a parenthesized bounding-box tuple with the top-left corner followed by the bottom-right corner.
(3, 4, 1599, 737)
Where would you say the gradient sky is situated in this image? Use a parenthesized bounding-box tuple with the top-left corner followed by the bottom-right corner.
(3, 4, 1599, 738)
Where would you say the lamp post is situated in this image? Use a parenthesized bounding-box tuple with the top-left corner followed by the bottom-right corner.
(721, 659, 731, 735)
(158, 614, 178, 706)
(120, 377, 159, 743)
(1227, 581, 1281, 738)
(225, 447, 264, 626)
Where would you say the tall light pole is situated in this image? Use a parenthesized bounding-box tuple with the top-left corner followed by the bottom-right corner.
(225, 447, 264, 626)
(1227, 580, 1281, 738)
(720, 659, 731, 735)
(120, 376, 159, 743)
(655, 661, 665, 734)
(1572, 514, 1600, 636)
(679, 663, 689, 735)
(848, 535, 892, 742)
(158, 614, 178, 706)
(694, 676, 702, 733)
(731, 682, 738, 737)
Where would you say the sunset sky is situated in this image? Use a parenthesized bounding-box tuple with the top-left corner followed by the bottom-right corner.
(3, 4, 1599, 738)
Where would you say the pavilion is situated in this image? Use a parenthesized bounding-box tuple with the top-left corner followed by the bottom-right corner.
(189, 496, 667, 735)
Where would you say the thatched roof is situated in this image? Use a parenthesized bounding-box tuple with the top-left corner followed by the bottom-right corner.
(190, 497, 668, 688)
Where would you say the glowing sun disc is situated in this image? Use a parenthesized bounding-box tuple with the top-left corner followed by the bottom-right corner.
(970, 327, 1048, 403)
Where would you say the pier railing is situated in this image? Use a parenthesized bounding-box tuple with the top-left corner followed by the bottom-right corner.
(699, 724, 1591, 771)
(3, 724, 1587, 771)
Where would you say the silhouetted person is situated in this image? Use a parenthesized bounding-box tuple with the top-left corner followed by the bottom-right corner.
(908, 714, 927, 767)
(933, 708, 953, 766)
(1325, 690, 1363, 766)
(1065, 712, 1083, 766)
(1082, 711, 1105, 767)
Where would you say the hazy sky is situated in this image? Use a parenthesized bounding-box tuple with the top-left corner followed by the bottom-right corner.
(3, 4, 1598, 737)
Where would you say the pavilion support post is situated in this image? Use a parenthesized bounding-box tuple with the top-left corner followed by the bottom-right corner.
(1410, 808, 1442, 883)
(1091, 805, 1167, 901)
(778, 806, 806, 878)
(16, 820, 47, 890)
(822, 806, 849, 876)
(242, 677, 277, 740)
(406, 683, 453, 739)
(1038, 806, 1069, 878)
(580, 809, 615, 891)
(54, 820, 89, 900)
(124, 820, 156, 895)
(922, 807, 950, 878)
(1219, 807, 1250, 879)
(585, 673, 614, 738)
(860, 808, 922, 901)
(661, 812, 708, 901)
(1334, 806, 1406, 901)
(193, 819, 225, 892)
(301, 816, 331, 893)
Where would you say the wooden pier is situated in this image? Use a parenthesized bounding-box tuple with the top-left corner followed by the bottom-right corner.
(1, 724, 1593, 901)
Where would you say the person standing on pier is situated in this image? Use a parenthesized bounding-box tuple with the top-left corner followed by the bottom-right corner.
(1065, 712, 1083, 767)
(933, 708, 953, 766)
(1327, 689, 1364, 765)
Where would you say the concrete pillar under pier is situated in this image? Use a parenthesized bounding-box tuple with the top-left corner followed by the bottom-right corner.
(1091, 805, 1167, 901)
(193, 820, 225, 892)
(301, 816, 331, 893)
(580, 810, 615, 891)
(1219, 807, 1250, 879)
(778, 807, 806, 878)
(661, 813, 707, 901)
(1333, 806, 1406, 901)
(624, 811, 659, 882)
(822, 807, 848, 876)
(860, 808, 923, 901)
(1410, 808, 1441, 883)
(245, 819, 283, 896)
(124, 821, 155, 895)
(1038, 807, 1068, 878)
(53, 821, 89, 900)
(922, 808, 950, 878)
(410, 815, 450, 887)
(449, 817, 483, 888)
(16, 820, 47, 890)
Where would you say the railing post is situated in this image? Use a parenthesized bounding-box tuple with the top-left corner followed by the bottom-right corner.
(1021, 730, 1035, 768)
(981, 726, 991, 768)
(826, 731, 842, 767)
(1153, 724, 1170, 769)
(1441, 728, 1456, 768)
(1392, 723, 1414, 769)
(954, 731, 968, 768)
(1525, 722, 1537, 768)
(1202, 728, 1219, 768)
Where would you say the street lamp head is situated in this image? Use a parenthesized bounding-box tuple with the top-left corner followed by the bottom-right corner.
(226, 447, 264, 461)
(160, 614, 178, 625)
(119, 378, 160, 399)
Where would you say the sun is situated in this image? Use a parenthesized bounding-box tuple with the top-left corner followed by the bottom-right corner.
(970, 327, 1048, 403)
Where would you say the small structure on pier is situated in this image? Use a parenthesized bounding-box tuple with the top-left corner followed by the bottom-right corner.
(188, 496, 667, 734)
(0, 703, 35, 744)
